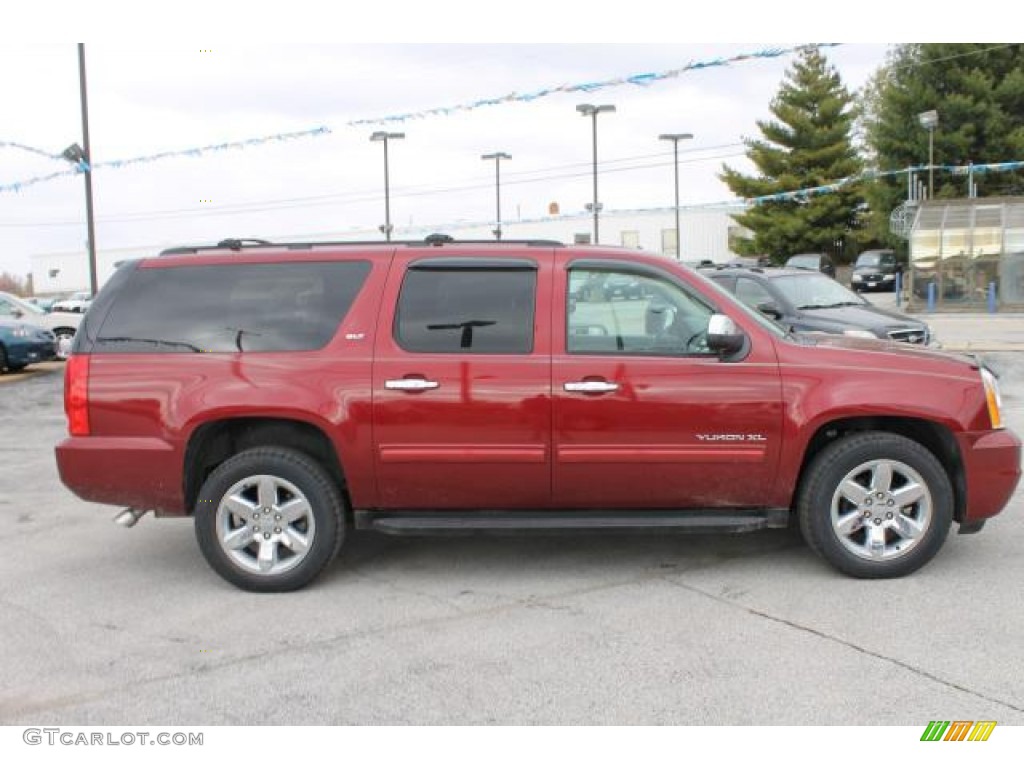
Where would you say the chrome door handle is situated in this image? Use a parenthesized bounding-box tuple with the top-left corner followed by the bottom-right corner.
(385, 378, 440, 391)
(564, 380, 619, 393)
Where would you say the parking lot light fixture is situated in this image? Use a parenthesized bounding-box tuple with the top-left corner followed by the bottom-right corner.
(917, 110, 939, 199)
(481, 152, 511, 240)
(658, 133, 694, 259)
(577, 104, 616, 244)
(63, 44, 98, 296)
(370, 131, 405, 241)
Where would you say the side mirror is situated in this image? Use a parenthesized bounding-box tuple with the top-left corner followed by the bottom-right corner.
(707, 314, 747, 357)
(11, 308, 24, 319)
(755, 301, 782, 320)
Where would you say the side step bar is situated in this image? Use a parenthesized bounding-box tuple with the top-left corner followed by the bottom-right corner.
(354, 509, 790, 536)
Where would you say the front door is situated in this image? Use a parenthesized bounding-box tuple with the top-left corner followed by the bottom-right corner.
(553, 262, 783, 509)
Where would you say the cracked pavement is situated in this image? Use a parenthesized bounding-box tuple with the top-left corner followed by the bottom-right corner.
(1, 353, 1022, 725)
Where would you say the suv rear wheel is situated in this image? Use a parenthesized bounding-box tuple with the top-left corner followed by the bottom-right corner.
(797, 432, 953, 578)
(194, 447, 345, 591)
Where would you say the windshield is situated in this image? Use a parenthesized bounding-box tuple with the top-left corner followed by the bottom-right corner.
(1, 292, 45, 316)
(772, 274, 867, 310)
(855, 251, 893, 268)
(786, 255, 819, 270)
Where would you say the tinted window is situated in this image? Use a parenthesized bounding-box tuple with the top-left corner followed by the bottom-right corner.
(395, 267, 536, 354)
(567, 268, 714, 355)
(95, 261, 370, 353)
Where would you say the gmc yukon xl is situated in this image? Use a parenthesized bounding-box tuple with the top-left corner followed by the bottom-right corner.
(55, 237, 1021, 591)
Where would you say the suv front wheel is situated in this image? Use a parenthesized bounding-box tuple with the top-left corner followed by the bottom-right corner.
(194, 447, 345, 591)
(797, 432, 953, 578)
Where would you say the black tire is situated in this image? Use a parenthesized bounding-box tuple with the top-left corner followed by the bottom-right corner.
(0, 346, 24, 373)
(194, 446, 345, 592)
(797, 432, 953, 578)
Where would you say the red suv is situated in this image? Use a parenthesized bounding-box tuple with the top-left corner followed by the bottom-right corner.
(56, 237, 1021, 591)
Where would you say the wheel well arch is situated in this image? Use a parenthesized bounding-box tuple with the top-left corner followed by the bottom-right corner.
(796, 416, 966, 522)
(183, 417, 348, 518)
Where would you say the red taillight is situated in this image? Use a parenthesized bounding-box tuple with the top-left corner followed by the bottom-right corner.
(64, 354, 90, 436)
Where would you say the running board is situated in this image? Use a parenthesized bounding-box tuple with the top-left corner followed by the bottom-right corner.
(354, 509, 790, 536)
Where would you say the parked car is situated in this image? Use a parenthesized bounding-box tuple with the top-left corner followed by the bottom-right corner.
(706, 267, 932, 345)
(55, 236, 1019, 591)
(0, 316, 56, 372)
(0, 291, 81, 360)
(570, 273, 644, 301)
(851, 249, 905, 292)
(785, 253, 836, 278)
(51, 291, 93, 313)
(25, 296, 58, 312)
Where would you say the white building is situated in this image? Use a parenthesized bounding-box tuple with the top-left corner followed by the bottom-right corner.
(30, 206, 747, 294)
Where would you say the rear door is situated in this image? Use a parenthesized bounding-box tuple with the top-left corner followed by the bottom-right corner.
(371, 249, 554, 509)
(553, 259, 783, 509)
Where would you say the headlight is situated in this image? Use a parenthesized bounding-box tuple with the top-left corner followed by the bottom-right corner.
(981, 367, 1004, 430)
(842, 329, 877, 339)
(12, 325, 31, 338)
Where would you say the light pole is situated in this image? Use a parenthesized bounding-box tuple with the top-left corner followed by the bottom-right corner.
(62, 44, 98, 296)
(918, 110, 939, 200)
(658, 132, 694, 260)
(370, 131, 404, 241)
(577, 104, 615, 243)
(481, 151, 511, 240)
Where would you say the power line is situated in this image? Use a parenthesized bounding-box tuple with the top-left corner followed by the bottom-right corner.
(0, 145, 745, 228)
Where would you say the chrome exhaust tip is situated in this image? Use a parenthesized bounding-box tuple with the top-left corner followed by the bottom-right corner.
(113, 508, 148, 528)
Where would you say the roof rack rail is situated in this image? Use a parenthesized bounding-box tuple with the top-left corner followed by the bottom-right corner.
(217, 238, 273, 250)
(158, 234, 565, 257)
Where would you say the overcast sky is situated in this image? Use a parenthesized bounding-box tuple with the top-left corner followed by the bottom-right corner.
(0, 33, 898, 282)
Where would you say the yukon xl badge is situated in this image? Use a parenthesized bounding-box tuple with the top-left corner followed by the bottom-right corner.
(696, 434, 768, 442)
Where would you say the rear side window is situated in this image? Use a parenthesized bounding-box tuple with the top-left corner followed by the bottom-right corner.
(94, 261, 370, 353)
(395, 266, 536, 353)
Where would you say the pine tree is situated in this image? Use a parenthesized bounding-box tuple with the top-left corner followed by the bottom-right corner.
(720, 48, 863, 263)
(861, 44, 1024, 245)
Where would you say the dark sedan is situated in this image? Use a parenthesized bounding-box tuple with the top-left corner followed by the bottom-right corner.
(0, 317, 57, 372)
(705, 267, 933, 345)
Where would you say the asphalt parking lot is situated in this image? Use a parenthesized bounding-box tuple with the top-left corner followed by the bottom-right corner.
(1, 348, 1023, 726)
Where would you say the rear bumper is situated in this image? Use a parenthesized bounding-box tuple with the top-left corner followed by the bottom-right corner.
(55, 436, 187, 515)
(959, 428, 1022, 522)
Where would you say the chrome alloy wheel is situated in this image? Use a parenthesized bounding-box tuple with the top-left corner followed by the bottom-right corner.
(215, 474, 316, 576)
(830, 459, 932, 561)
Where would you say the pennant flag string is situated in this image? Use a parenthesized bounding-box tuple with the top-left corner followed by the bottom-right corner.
(1, 43, 838, 193)
(743, 161, 1024, 206)
(0, 126, 331, 194)
(347, 44, 838, 126)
